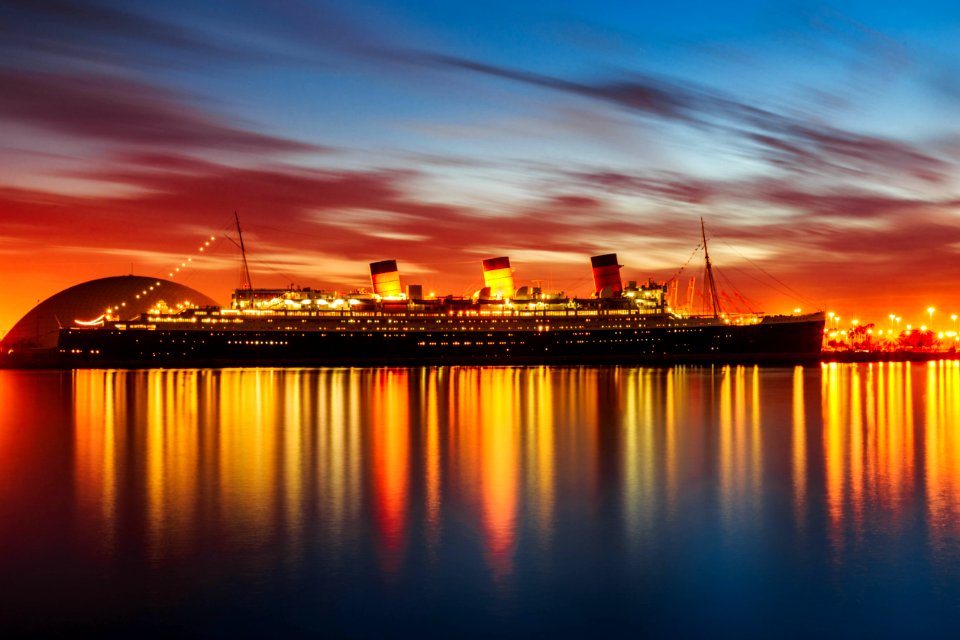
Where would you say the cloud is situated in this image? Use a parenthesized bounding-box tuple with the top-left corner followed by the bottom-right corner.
(571, 170, 716, 204)
(0, 0, 292, 68)
(37, 155, 952, 268)
(741, 182, 953, 221)
(2, 150, 960, 330)
(405, 52, 700, 123)
(567, 163, 960, 227)
(0, 69, 322, 154)
(744, 120, 950, 184)
(0, 158, 681, 279)
(402, 50, 951, 185)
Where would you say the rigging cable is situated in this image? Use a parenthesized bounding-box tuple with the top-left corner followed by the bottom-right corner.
(717, 238, 816, 307)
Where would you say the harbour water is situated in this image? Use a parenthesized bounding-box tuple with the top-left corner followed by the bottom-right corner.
(2, 363, 960, 636)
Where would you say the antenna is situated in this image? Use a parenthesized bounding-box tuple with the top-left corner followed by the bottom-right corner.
(235, 211, 252, 290)
(701, 218, 722, 318)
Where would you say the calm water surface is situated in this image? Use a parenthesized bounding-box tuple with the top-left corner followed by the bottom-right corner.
(2, 363, 960, 637)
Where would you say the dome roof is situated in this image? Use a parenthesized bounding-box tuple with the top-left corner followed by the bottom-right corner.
(2, 276, 218, 350)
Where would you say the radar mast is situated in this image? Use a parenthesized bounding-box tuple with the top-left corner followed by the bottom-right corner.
(701, 218, 721, 318)
(235, 211, 252, 290)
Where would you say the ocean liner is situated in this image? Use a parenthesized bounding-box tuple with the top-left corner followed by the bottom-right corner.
(56, 225, 825, 367)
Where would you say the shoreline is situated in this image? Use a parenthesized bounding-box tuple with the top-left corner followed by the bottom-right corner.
(822, 350, 960, 363)
(2, 349, 958, 369)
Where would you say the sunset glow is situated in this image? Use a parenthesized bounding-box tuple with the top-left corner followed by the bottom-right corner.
(3, 2, 960, 336)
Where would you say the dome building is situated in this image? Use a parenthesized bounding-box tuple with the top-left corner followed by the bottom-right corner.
(2, 276, 217, 352)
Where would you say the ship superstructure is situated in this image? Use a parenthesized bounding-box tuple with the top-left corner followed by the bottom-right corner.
(58, 243, 825, 367)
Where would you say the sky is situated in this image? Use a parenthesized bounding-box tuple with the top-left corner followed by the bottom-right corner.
(3, 0, 960, 335)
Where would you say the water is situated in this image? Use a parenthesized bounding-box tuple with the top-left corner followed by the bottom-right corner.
(2, 363, 960, 637)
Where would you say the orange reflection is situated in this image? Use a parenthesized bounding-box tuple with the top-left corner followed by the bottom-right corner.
(821, 362, 917, 559)
(717, 366, 764, 530)
(791, 367, 807, 530)
(370, 370, 410, 577)
(315, 370, 362, 570)
(665, 368, 678, 514)
(65, 363, 960, 590)
(750, 366, 762, 504)
(72, 369, 336, 567)
(849, 366, 864, 536)
(66, 368, 530, 581)
(476, 369, 519, 580)
(146, 370, 203, 562)
(215, 370, 285, 560)
(822, 362, 844, 556)
(925, 361, 960, 555)
(67, 362, 960, 592)
(527, 368, 554, 545)
(446, 367, 563, 581)
(424, 369, 441, 552)
(719, 365, 733, 525)
(281, 370, 306, 567)
(73, 370, 123, 555)
(622, 368, 660, 544)
(878, 364, 914, 513)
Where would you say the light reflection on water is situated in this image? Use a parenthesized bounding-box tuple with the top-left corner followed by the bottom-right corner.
(4, 363, 960, 635)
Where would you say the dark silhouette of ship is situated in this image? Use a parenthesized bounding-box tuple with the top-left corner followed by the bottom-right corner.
(56, 222, 825, 367)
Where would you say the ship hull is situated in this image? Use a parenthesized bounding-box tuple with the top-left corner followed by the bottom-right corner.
(56, 314, 825, 368)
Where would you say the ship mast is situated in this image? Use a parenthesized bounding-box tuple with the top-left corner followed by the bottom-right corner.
(701, 218, 721, 318)
(235, 211, 253, 290)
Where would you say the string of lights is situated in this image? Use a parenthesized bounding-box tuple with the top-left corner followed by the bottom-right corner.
(98, 234, 219, 322)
